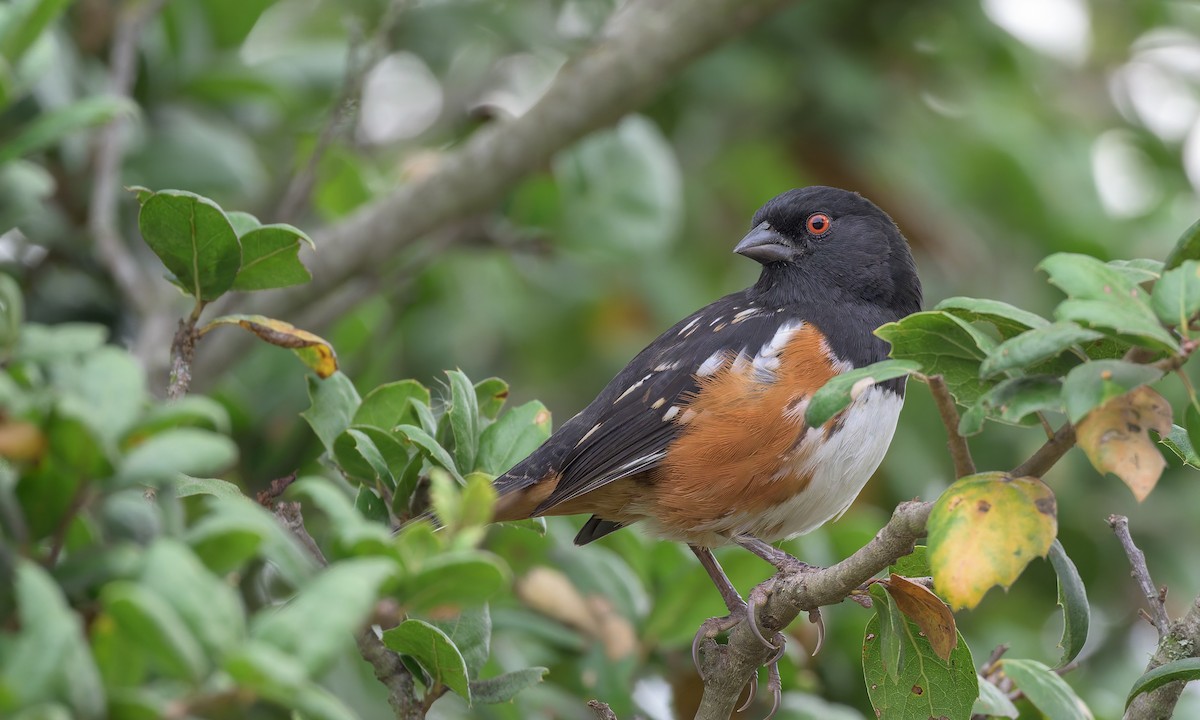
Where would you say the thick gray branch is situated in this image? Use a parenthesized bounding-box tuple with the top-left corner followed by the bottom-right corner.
(695, 500, 932, 719)
(193, 0, 797, 380)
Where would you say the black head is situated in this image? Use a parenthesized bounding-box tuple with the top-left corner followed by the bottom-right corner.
(735, 186, 922, 318)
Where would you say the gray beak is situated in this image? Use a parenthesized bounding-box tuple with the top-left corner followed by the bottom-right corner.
(734, 222, 794, 264)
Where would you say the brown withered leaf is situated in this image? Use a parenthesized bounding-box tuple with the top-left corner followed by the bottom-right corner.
(203, 314, 338, 378)
(880, 573, 957, 661)
(1076, 385, 1172, 501)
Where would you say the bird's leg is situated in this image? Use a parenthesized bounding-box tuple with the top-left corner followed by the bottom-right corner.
(689, 545, 747, 677)
(735, 534, 827, 656)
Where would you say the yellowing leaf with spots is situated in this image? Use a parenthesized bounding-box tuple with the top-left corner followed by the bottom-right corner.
(202, 314, 338, 378)
(928, 473, 1057, 611)
(1076, 386, 1172, 501)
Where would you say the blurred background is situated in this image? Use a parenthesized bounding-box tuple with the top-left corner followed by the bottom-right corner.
(3, 0, 1200, 717)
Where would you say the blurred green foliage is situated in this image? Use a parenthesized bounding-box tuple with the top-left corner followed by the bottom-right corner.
(5, 0, 1200, 718)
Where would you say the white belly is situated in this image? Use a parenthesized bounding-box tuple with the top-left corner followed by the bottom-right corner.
(724, 385, 903, 541)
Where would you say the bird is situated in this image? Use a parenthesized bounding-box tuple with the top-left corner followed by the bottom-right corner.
(490, 185, 922, 715)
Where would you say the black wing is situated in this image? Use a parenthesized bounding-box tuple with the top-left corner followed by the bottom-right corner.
(495, 291, 802, 515)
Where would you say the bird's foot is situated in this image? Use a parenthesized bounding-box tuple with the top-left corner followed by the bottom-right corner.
(747, 576, 826, 656)
(691, 609, 744, 677)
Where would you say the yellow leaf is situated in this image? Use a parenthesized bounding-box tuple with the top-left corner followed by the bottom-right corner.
(0, 419, 46, 461)
(928, 472, 1057, 610)
(1076, 385, 1172, 501)
(880, 573, 957, 661)
(203, 314, 338, 378)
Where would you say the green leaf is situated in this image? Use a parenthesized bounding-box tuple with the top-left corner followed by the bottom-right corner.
(1187, 405, 1200, 462)
(447, 370, 481, 473)
(0, 0, 72, 65)
(230, 224, 313, 291)
(1001, 658, 1093, 720)
(934, 296, 1049, 338)
(875, 311, 997, 405)
(117, 429, 238, 486)
(128, 396, 231, 438)
(554, 115, 681, 256)
(1109, 258, 1163, 284)
(175, 476, 245, 500)
(474, 377, 510, 420)
(223, 642, 358, 720)
(333, 427, 396, 486)
(14, 322, 106, 361)
(137, 190, 241, 301)
(185, 497, 316, 587)
(1160, 424, 1200, 468)
(401, 552, 510, 613)
(476, 401, 552, 475)
(890, 545, 930, 578)
(140, 540, 246, 658)
(381, 619, 471, 702)
(4, 561, 105, 718)
(395, 423, 463, 484)
(0, 271, 21, 352)
(353, 380, 429, 432)
(252, 558, 396, 675)
(980, 322, 1101, 377)
(1056, 298, 1179, 352)
(867, 583, 903, 683)
(432, 606, 491, 678)
(55, 346, 147, 447)
(290, 476, 394, 556)
(0, 96, 138, 165)
(1125, 657, 1200, 708)
(862, 613, 977, 720)
(470, 667, 549, 704)
(225, 210, 261, 235)
(804, 359, 922, 427)
(1061, 360, 1163, 424)
(301, 372, 361, 453)
(969, 375, 1063, 431)
(1047, 540, 1089, 668)
(1150, 260, 1200, 328)
(100, 582, 208, 682)
(355, 485, 389, 523)
(1040, 252, 1148, 302)
(1164, 217, 1200, 270)
(972, 677, 1019, 718)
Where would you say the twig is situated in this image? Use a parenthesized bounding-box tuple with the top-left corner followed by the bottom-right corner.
(272, 498, 423, 718)
(923, 375, 975, 478)
(166, 303, 205, 399)
(694, 500, 932, 719)
(1011, 423, 1076, 478)
(88, 0, 169, 318)
(1107, 515, 1170, 634)
(587, 700, 619, 720)
(193, 0, 799, 379)
(1125, 594, 1200, 720)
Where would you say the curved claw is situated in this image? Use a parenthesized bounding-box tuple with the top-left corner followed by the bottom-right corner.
(765, 655, 783, 720)
(737, 670, 758, 713)
(746, 581, 780, 651)
(808, 608, 825, 656)
(691, 612, 745, 679)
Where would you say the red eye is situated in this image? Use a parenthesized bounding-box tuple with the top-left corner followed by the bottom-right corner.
(806, 213, 832, 236)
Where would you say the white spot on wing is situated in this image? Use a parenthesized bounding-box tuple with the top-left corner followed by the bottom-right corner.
(732, 308, 759, 324)
(678, 317, 700, 336)
(751, 320, 804, 383)
(576, 422, 602, 447)
(614, 373, 654, 403)
(663, 406, 680, 421)
(654, 360, 681, 372)
(696, 351, 726, 377)
(651, 397, 665, 409)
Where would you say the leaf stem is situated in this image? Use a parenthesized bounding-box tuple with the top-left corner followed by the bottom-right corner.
(922, 374, 976, 478)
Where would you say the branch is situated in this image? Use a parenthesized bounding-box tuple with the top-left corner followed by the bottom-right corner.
(924, 375, 975, 478)
(1108, 515, 1170, 635)
(1125, 594, 1200, 720)
(694, 500, 932, 718)
(272, 499, 423, 719)
(192, 0, 798, 379)
(1011, 422, 1076, 478)
(587, 700, 619, 720)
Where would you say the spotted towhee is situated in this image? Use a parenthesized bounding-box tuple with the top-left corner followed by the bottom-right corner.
(492, 186, 922, 713)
